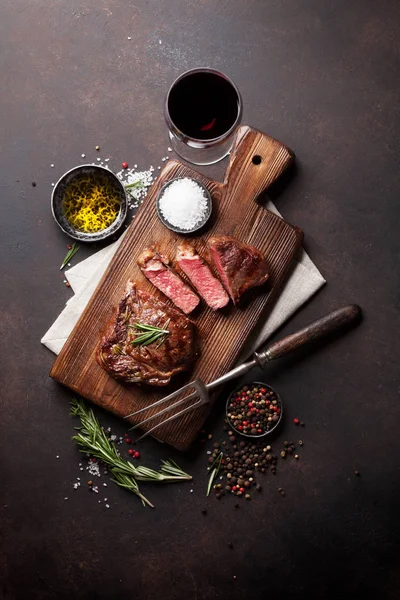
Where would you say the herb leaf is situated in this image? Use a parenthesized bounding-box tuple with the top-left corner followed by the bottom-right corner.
(60, 242, 80, 270)
(128, 320, 170, 348)
(206, 452, 223, 497)
(70, 398, 191, 508)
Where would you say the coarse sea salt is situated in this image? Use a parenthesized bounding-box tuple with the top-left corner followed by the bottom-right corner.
(158, 178, 209, 230)
(117, 167, 154, 211)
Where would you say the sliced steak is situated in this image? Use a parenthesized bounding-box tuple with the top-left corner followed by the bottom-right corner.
(176, 244, 229, 310)
(97, 281, 195, 386)
(208, 235, 269, 304)
(137, 247, 200, 314)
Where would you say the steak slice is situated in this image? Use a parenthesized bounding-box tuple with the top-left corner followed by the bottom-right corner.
(137, 247, 200, 314)
(208, 235, 269, 304)
(97, 281, 195, 386)
(176, 244, 229, 310)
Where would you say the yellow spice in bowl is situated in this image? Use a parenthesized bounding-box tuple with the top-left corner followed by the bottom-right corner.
(62, 172, 121, 233)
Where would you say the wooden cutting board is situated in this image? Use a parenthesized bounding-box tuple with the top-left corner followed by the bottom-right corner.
(50, 125, 303, 451)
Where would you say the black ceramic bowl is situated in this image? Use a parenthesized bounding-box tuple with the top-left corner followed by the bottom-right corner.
(51, 164, 128, 242)
(156, 177, 212, 234)
(226, 381, 283, 439)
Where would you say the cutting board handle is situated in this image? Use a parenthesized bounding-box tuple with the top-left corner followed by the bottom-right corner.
(222, 125, 294, 201)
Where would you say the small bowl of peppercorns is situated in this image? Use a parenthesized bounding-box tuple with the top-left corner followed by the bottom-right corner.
(226, 381, 283, 439)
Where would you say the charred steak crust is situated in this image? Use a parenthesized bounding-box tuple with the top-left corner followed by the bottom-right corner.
(138, 246, 200, 315)
(96, 281, 195, 386)
(208, 235, 269, 304)
(176, 243, 230, 310)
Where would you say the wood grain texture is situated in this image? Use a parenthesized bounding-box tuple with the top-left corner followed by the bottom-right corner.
(50, 125, 303, 451)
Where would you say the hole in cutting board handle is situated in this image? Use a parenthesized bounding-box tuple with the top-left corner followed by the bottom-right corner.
(252, 155, 262, 165)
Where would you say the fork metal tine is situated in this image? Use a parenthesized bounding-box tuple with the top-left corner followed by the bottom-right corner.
(128, 390, 198, 430)
(124, 380, 200, 419)
(135, 395, 206, 442)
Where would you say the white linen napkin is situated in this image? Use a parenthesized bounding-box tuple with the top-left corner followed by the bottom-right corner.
(41, 201, 326, 355)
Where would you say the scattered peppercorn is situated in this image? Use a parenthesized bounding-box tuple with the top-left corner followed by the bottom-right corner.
(294, 418, 300, 425)
(122, 162, 129, 169)
(201, 509, 207, 515)
(88, 481, 93, 486)
(228, 542, 234, 549)
(299, 440, 303, 446)
(32, 181, 36, 187)
(295, 454, 299, 460)
(95, 146, 100, 151)
(354, 470, 360, 476)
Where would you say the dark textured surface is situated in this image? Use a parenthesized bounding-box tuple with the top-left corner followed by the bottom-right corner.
(1, 1, 399, 599)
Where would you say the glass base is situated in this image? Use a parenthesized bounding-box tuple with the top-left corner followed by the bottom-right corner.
(168, 132, 233, 166)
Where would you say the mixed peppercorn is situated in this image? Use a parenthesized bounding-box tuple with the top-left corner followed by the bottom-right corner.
(226, 383, 282, 437)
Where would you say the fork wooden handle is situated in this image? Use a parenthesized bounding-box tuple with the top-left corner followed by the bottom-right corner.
(254, 304, 362, 367)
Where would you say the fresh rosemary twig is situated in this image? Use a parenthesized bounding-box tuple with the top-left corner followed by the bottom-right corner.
(128, 321, 170, 347)
(70, 398, 192, 508)
(206, 451, 223, 497)
(124, 180, 145, 198)
(60, 242, 80, 270)
(125, 181, 145, 190)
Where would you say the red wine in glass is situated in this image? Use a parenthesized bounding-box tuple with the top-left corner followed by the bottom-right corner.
(165, 68, 242, 165)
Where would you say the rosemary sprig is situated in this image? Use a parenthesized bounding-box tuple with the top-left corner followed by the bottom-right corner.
(125, 181, 145, 190)
(70, 398, 192, 508)
(128, 320, 170, 348)
(124, 180, 145, 198)
(60, 242, 80, 270)
(206, 451, 223, 497)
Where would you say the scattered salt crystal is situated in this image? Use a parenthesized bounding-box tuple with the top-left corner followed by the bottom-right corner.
(206, 450, 211, 455)
(73, 483, 79, 489)
(106, 504, 110, 509)
(158, 177, 209, 230)
(104, 498, 108, 502)
(51, 164, 54, 168)
(67, 263, 71, 267)
(134, 164, 137, 168)
(64, 497, 68, 500)
(97, 157, 101, 161)
(51, 183, 55, 187)
(166, 156, 169, 160)
(105, 158, 110, 162)
(158, 166, 161, 170)
(190, 489, 193, 493)
(103, 483, 107, 487)
(127, 36, 131, 40)
(56, 455, 60, 459)
(81, 154, 85, 158)
(168, 147, 172, 152)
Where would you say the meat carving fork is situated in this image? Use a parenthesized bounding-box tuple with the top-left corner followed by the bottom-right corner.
(124, 305, 361, 441)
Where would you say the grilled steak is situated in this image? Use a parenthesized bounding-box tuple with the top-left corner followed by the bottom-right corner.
(176, 244, 229, 310)
(208, 235, 269, 304)
(138, 246, 200, 314)
(97, 281, 195, 386)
